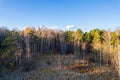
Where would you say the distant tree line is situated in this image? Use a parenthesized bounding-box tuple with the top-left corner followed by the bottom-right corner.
(0, 26, 120, 76)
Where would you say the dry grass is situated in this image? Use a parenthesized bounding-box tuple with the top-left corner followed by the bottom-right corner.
(0, 54, 119, 80)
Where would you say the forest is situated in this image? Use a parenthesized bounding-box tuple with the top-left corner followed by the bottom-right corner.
(0, 26, 120, 80)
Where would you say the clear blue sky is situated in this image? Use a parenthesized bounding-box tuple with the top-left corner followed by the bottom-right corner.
(0, 0, 120, 31)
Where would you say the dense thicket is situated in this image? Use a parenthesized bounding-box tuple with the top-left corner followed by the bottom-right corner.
(0, 26, 120, 76)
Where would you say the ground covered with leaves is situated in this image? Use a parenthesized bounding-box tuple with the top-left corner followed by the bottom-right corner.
(0, 54, 119, 80)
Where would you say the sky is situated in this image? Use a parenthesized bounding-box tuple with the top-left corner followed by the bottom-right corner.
(0, 0, 120, 32)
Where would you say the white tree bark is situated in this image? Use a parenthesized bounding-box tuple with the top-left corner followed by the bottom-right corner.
(26, 36, 30, 60)
(118, 44, 120, 76)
